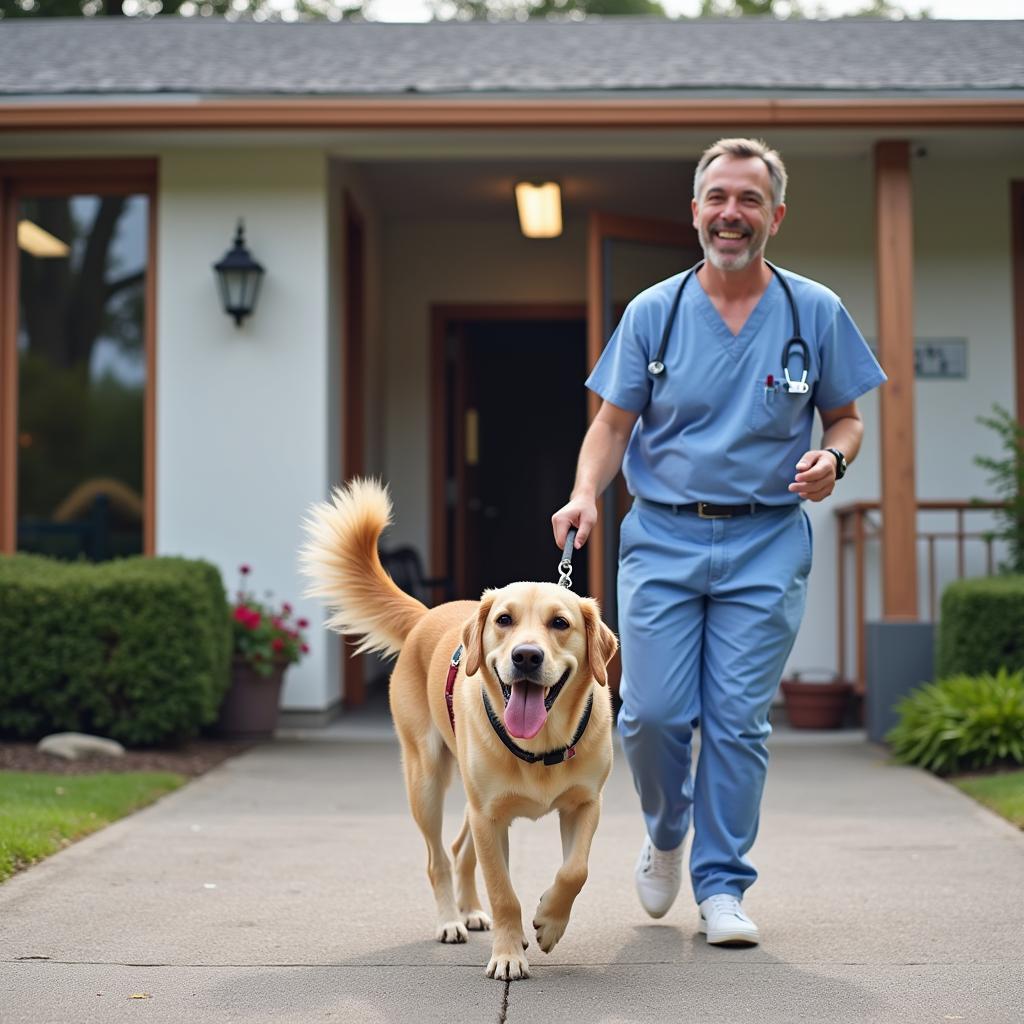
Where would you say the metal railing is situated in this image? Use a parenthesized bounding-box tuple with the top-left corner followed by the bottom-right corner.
(835, 500, 1006, 694)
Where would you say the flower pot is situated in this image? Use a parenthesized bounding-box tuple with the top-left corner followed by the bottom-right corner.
(780, 676, 853, 730)
(217, 658, 287, 739)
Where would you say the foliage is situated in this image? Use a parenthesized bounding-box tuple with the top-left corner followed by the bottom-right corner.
(974, 403, 1024, 575)
(0, 771, 183, 882)
(231, 565, 310, 677)
(698, 0, 922, 16)
(886, 669, 1024, 776)
(937, 575, 1024, 680)
(430, 0, 663, 18)
(0, 555, 232, 745)
(0, 0, 364, 19)
(952, 770, 1024, 831)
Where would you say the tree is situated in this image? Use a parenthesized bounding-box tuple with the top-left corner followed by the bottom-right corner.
(0, 0, 365, 20)
(430, 0, 665, 21)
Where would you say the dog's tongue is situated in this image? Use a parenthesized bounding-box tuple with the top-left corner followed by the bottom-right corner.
(504, 681, 548, 739)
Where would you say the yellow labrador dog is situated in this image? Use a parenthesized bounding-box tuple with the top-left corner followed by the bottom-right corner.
(301, 479, 617, 981)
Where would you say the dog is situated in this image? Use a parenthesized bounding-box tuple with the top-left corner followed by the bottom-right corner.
(300, 479, 618, 981)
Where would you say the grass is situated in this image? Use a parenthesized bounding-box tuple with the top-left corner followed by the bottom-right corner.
(951, 769, 1024, 830)
(0, 771, 185, 883)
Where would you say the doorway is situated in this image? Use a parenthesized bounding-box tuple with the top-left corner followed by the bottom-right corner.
(433, 306, 589, 600)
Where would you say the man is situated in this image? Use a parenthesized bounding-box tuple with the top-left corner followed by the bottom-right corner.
(551, 138, 885, 946)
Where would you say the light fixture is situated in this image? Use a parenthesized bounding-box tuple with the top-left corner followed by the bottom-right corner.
(17, 219, 70, 258)
(514, 181, 562, 239)
(213, 220, 265, 327)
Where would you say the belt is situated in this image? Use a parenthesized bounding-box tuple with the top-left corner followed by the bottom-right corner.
(637, 498, 772, 519)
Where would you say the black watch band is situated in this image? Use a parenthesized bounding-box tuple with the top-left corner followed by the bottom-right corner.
(826, 447, 847, 480)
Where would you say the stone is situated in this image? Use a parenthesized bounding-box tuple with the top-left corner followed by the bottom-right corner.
(37, 733, 126, 761)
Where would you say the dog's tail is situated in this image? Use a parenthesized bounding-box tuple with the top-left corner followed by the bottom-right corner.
(300, 478, 428, 657)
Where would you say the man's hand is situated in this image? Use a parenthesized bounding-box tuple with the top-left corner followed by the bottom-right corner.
(788, 450, 837, 502)
(552, 496, 598, 549)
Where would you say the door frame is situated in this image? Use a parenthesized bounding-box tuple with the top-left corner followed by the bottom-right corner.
(0, 158, 159, 555)
(430, 303, 586, 599)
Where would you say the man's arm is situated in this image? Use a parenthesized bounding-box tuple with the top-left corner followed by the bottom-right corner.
(552, 400, 639, 548)
(788, 401, 864, 502)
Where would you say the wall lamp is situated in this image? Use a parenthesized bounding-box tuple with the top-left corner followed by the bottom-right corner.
(213, 220, 265, 327)
(514, 181, 562, 239)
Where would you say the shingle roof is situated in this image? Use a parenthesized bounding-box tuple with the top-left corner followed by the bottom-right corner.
(0, 17, 1021, 98)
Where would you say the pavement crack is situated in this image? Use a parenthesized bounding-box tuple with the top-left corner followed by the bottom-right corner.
(498, 979, 510, 1023)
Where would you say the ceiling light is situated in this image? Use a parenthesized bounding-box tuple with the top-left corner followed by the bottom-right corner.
(515, 181, 562, 239)
(17, 220, 70, 258)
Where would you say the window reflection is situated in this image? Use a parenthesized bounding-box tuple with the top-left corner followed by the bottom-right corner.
(16, 194, 147, 561)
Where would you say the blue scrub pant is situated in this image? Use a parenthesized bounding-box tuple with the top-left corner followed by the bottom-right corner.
(616, 499, 812, 904)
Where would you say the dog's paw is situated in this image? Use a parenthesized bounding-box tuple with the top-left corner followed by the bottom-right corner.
(532, 892, 569, 954)
(463, 909, 492, 931)
(436, 920, 469, 944)
(485, 950, 530, 981)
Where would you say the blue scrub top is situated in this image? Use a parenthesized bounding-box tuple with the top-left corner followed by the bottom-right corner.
(586, 265, 887, 506)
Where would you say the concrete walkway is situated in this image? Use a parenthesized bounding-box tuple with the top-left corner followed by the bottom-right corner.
(2, 725, 1023, 1023)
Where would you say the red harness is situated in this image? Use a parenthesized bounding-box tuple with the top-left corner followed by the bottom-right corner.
(445, 644, 463, 733)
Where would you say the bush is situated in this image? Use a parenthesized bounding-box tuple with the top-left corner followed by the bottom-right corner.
(886, 669, 1024, 775)
(937, 575, 1024, 679)
(0, 555, 231, 746)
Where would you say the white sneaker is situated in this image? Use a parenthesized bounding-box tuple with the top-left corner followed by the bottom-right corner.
(698, 893, 760, 946)
(634, 835, 683, 919)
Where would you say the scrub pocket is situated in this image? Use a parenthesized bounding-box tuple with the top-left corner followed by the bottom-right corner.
(749, 378, 813, 439)
(799, 507, 813, 576)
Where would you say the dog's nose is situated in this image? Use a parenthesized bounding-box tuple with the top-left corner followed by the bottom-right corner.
(511, 644, 544, 672)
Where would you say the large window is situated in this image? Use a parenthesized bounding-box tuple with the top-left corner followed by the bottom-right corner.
(1, 162, 156, 560)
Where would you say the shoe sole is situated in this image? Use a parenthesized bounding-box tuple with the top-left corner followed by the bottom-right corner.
(698, 920, 759, 946)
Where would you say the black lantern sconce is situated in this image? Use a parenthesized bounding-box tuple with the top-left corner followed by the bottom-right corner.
(213, 220, 265, 327)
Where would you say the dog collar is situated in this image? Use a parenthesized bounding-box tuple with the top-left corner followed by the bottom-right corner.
(481, 686, 593, 767)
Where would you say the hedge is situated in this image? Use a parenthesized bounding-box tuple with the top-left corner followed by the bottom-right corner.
(0, 554, 231, 746)
(937, 575, 1024, 680)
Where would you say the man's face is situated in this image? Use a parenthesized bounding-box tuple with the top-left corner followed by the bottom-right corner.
(691, 155, 786, 272)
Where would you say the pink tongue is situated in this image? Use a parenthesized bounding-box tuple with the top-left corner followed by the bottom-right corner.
(504, 682, 548, 739)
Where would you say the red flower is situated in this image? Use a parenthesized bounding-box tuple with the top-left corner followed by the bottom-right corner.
(282, 602, 292, 615)
(297, 618, 309, 629)
(272, 638, 284, 652)
(301, 643, 310, 654)
(240, 564, 251, 576)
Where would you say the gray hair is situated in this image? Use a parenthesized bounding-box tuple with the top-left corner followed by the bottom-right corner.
(693, 138, 788, 209)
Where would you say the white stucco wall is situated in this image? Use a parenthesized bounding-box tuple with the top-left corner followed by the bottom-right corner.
(156, 149, 335, 711)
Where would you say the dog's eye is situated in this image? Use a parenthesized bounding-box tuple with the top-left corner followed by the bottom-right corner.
(551, 617, 570, 631)
(495, 613, 513, 627)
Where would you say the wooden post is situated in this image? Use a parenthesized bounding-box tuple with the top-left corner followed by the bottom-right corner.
(875, 141, 919, 621)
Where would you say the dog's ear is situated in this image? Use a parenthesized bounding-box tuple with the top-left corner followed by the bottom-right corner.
(580, 597, 618, 687)
(461, 591, 495, 678)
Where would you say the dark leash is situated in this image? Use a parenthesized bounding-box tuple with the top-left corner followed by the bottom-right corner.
(557, 526, 578, 590)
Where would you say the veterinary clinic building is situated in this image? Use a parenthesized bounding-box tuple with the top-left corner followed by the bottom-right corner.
(1, 17, 1023, 721)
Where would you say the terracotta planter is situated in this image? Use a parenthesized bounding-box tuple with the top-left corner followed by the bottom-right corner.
(217, 658, 287, 739)
(780, 676, 853, 730)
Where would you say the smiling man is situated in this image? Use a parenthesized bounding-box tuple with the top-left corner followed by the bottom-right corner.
(552, 138, 886, 945)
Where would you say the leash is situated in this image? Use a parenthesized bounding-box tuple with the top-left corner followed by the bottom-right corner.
(557, 526, 578, 589)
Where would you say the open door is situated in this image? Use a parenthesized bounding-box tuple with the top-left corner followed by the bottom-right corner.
(586, 212, 701, 641)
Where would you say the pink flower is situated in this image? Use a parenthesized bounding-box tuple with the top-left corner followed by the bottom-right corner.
(240, 564, 251, 576)
(301, 643, 310, 654)
(297, 618, 309, 629)
(282, 602, 292, 615)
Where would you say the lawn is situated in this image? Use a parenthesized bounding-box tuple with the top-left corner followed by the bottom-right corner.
(952, 769, 1024, 830)
(0, 771, 185, 882)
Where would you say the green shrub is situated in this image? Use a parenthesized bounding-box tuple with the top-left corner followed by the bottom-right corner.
(886, 669, 1024, 776)
(0, 555, 231, 746)
(937, 575, 1024, 679)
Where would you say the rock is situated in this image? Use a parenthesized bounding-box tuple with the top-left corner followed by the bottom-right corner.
(37, 733, 126, 761)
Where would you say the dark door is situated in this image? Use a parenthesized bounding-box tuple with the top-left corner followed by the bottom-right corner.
(457, 318, 589, 599)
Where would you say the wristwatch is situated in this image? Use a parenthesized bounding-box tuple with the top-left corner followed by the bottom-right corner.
(826, 447, 847, 480)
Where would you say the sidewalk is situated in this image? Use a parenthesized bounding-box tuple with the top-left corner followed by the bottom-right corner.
(2, 724, 1023, 1023)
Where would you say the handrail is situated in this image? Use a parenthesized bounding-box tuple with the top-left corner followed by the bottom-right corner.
(834, 500, 1007, 695)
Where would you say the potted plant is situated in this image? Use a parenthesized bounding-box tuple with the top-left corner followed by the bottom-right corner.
(779, 669, 853, 730)
(218, 565, 310, 738)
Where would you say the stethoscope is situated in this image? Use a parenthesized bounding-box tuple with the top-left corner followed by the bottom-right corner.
(647, 260, 811, 395)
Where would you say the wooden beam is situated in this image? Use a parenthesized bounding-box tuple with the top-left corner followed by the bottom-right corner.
(2, 99, 1024, 133)
(874, 140, 918, 620)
